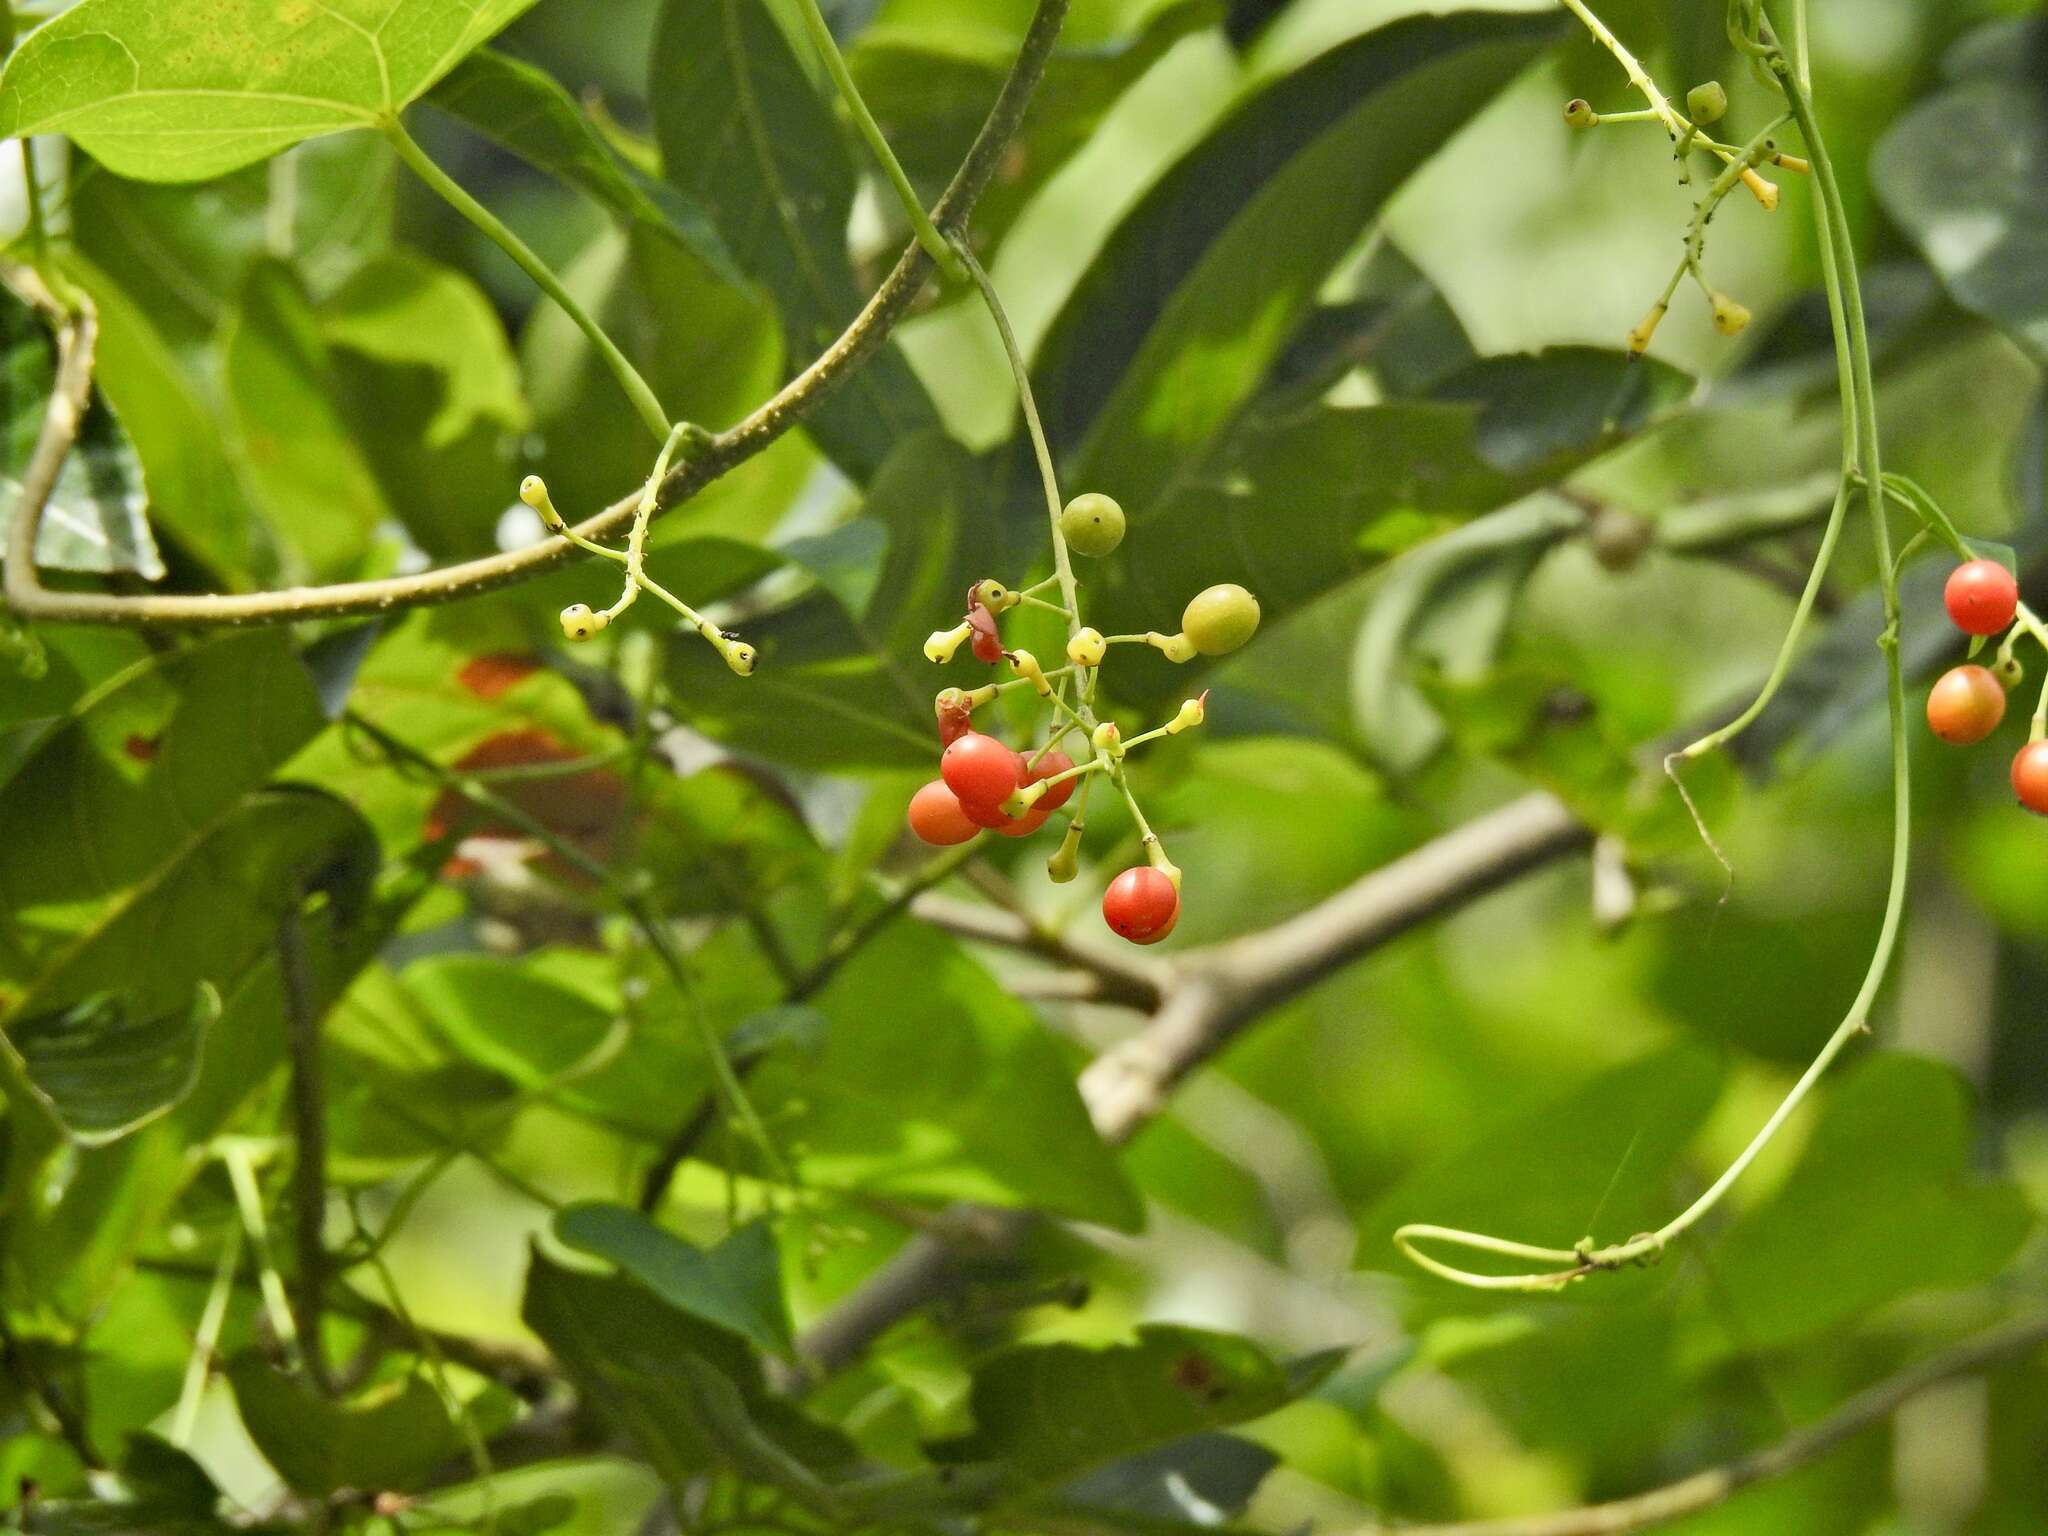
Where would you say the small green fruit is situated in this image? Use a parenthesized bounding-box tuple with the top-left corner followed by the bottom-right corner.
(1180, 583, 1260, 656)
(1059, 493, 1125, 557)
(1686, 81, 1728, 126)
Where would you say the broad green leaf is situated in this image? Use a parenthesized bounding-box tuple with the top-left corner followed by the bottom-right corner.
(651, 0, 940, 481)
(320, 251, 528, 447)
(555, 1204, 793, 1357)
(1874, 17, 2048, 362)
(0, 294, 162, 579)
(930, 1325, 1338, 1484)
(851, 1, 1221, 247)
(747, 923, 1143, 1228)
(0, 0, 542, 183)
(1704, 1054, 2033, 1347)
(402, 951, 705, 1140)
(1033, 10, 1564, 506)
(9, 987, 219, 1147)
(219, 258, 391, 577)
(228, 1357, 469, 1498)
(1361, 1043, 1727, 1299)
(522, 1253, 859, 1500)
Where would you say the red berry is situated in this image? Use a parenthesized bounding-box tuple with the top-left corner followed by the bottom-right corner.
(1926, 665, 2006, 745)
(1025, 749, 1076, 812)
(1945, 560, 2018, 636)
(941, 732, 1024, 810)
(996, 804, 1054, 838)
(907, 781, 978, 845)
(2014, 742, 2048, 814)
(1103, 867, 1180, 944)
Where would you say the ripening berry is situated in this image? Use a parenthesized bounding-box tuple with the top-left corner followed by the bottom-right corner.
(1060, 493, 1126, 557)
(941, 732, 1024, 810)
(995, 804, 1054, 838)
(967, 602, 1004, 664)
(1103, 866, 1180, 945)
(721, 640, 758, 676)
(2013, 741, 2048, 814)
(1068, 628, 1107, 668)
(1027, 749, 1076, 813)
(1926, 666, 2006, 745)
(1945, 560, 2019, 637)
(1686, 81, 1728, 125)
(1180, 584, 1261, 656)
(936, 695, 973, 747)
(907, 781, 979, 845)
(560, 603, 605, 641)
(1709, 293, 1751, 337)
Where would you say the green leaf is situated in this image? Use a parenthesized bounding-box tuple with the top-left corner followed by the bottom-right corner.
(427, 47, 741, 285)
(219, 259, 391, 577)
(1361, 1043, 1728, 1297)
(650, 0, 939, 481)
(748, 923, 1142, 1228)
(0, 294, 162, 580)
(0, 0, 542, 183)
(8, 987, 220, 1147)
(850, 1, 1221, 247)
(1033, 10, 1564, 508)
(930, 1325, 1338, 1484)
(1874, 18, 2048, 363)
(227, 1357, 467, 1498)
(554, 1204, 793, 1357)
(1704, 1053, 2033, 1347)
(319, 251, 528, 448)
(521, 1252, 858, 1500)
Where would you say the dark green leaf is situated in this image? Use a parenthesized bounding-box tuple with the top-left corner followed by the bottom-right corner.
(1033, 10, 1564, 507)
(9, 987, 219, 1146)
(930, 1325, 1337, 1483)
(227, 1357, 466, 1498)
(554, 1204, 793, 1357)
(650, 0, 939, 480)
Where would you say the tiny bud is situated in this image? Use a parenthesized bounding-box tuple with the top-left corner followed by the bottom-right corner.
(1995, 654, 2025, 690)
(1587, 506, 1653, 573)
(1563, 98, 1597, 128)
(521, 475, 566, 531)
(925, 621, 972, 664)
(1010, 648, 1051, 696)
(1710, 292, 1752, 336)
(1685, 80, 1727, 125)
(1091, 720, 1124, 759)
(559, 603, 606, 642)
(1166, 692, 1208, 735)
(1147, 630, 1197, 664)
(1047, 822, 1083, 884)
(1068, 628, 1107, 668)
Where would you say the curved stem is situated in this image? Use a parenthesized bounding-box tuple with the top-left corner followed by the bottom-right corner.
(383, 120, 669, 444)
(793, 0, 966, 281)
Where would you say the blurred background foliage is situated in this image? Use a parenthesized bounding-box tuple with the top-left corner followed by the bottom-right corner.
(1, 0, 2046, 1531)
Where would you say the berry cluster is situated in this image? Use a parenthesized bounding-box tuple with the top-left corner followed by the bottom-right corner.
(1923, 559, 2048, 812)
(904, 491, 1261, 946)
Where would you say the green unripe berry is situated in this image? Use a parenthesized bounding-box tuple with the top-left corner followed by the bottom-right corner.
(1562, 98, 1597, 128)
(1180, 583, 1260, 657)
(1068, 628, 1107, 668)
(1686, 81, 1728, 126)
(1710, 292, 1751, 337)
(721, 638, 758, 676)
(1060, 493, 1125, 558)
(560, 603, 605, 642)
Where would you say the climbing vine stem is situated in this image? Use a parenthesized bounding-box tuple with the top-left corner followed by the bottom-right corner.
(1396, 0, 1909, 1292)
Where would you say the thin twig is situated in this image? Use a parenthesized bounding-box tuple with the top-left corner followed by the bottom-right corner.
(1348, 1316, 2048, 1536)
(279, 904, 334, 1393)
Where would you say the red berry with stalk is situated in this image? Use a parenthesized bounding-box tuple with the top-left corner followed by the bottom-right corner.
(1945, 560, 2019, 637)
(1926, 665, 2007, 745)
(1103, 866, 1180, 945)
(941, 732, 1024, 811)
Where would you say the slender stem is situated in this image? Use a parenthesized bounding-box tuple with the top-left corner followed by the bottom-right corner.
(1396, 0, 1906, 1294)
(382, 119, 670, 443)
(170, 1225, 243, 1448)
(279, 905, 334, 1393)
(221, 1141, 304, 1363)
(792, 0, 965, 280)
